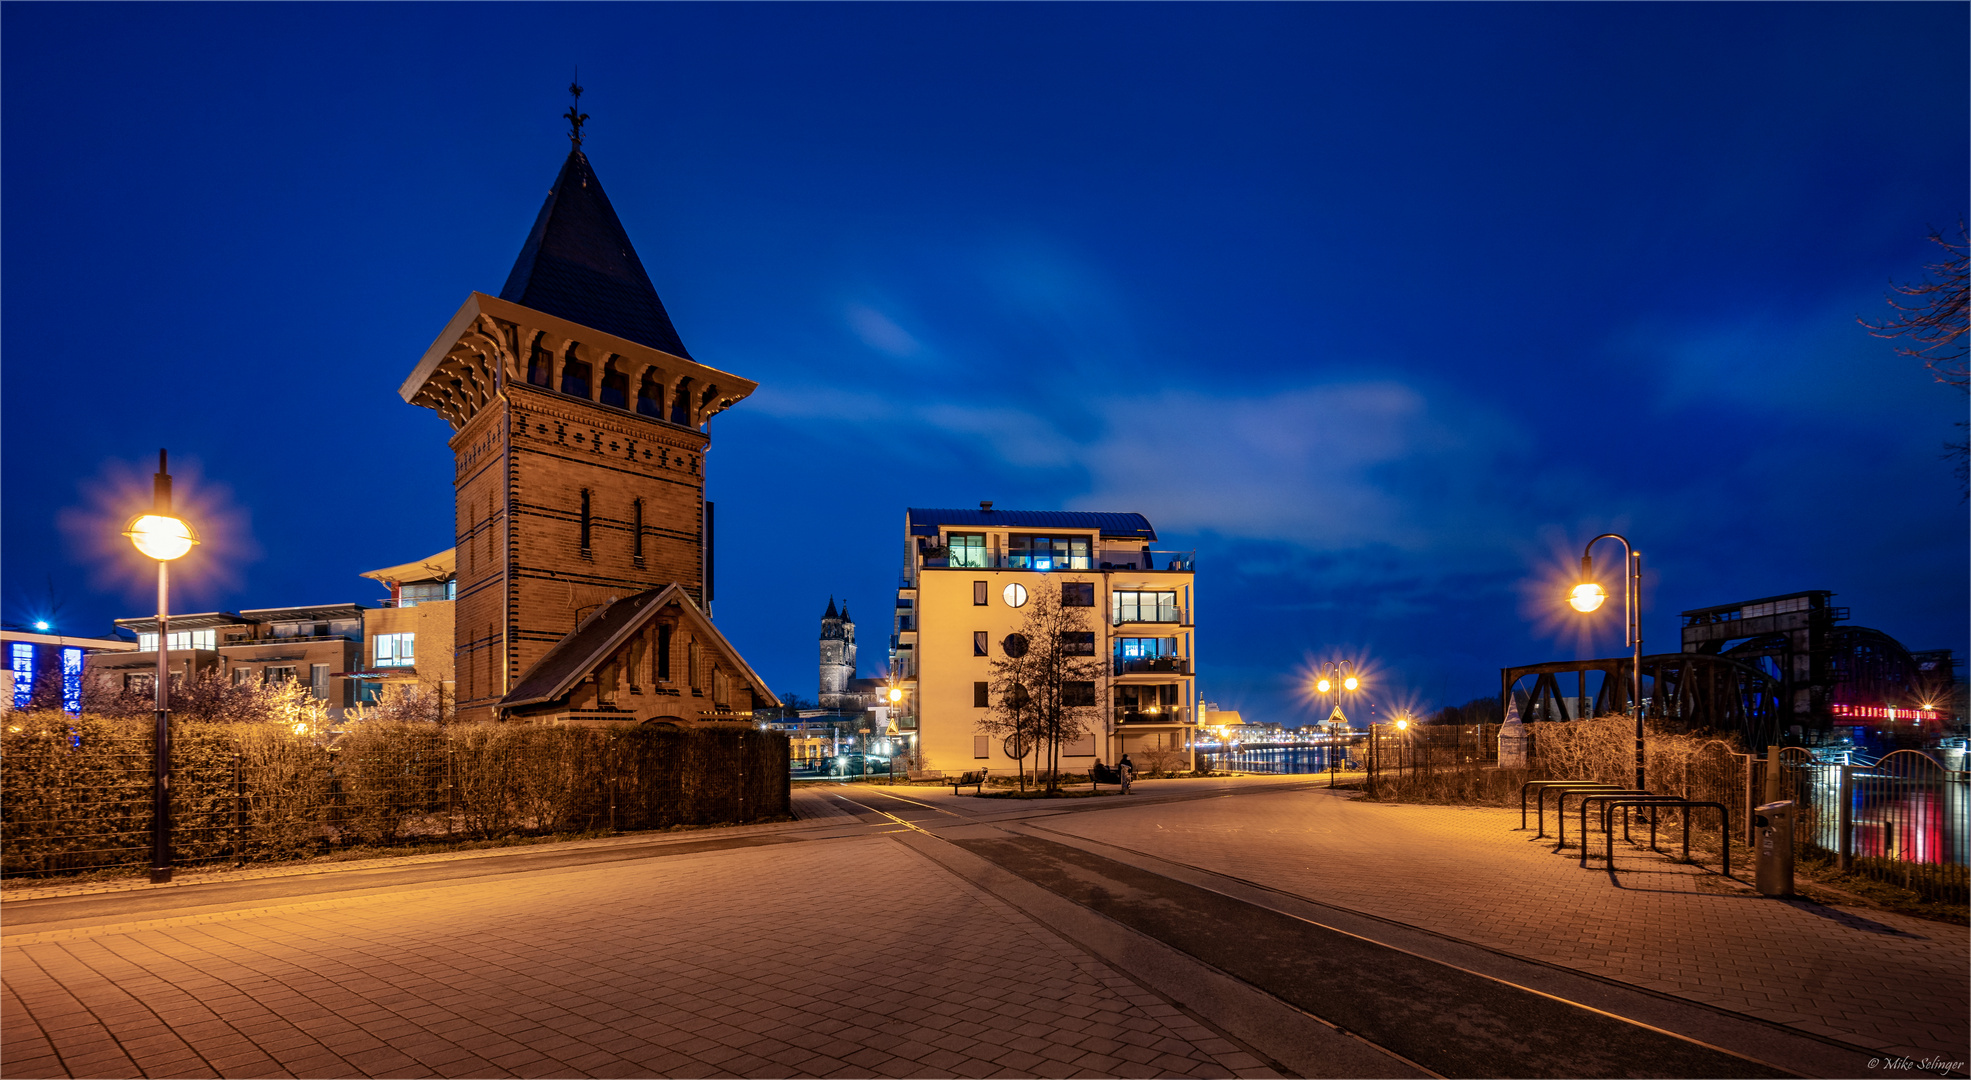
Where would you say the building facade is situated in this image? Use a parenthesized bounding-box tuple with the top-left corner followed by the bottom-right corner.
(89, 606, 367, 714)
(356, 548, 458, 709)
(397, 138, 774, 724)
(893, 504, 1197, 773)
(4, 628, 136, 713)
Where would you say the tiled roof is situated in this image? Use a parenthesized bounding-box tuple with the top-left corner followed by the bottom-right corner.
(499, 149, 694, 360)
(906, 508, 1158, 541)
(500, 584, 778, 711)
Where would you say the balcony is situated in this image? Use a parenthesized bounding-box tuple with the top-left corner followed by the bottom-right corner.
(1112, 656, 1190, 677)
(1114, 706, 1191, 726)
(1111, 607, 1187, 627)
(917, 551, 1196, 573)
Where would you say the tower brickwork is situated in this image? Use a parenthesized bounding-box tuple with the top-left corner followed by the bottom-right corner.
(402, 148, 756, 723)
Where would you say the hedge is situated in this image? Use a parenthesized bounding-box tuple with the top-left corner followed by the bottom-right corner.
(1, 715, 789, 877)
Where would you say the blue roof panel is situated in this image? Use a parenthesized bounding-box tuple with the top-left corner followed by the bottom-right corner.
(906, 508, 1157, 541)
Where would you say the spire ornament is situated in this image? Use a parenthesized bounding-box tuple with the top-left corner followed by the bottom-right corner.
(564, 75, 589, 150)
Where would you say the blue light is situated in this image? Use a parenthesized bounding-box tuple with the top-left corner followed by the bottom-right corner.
(11, 643, 34, 709)
(61, 648, 83, 714)
(32, 620, 50, 632)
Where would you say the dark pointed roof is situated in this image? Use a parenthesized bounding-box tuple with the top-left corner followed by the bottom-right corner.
(500, 149, 694, 360)
(823, 597, 838, 620)
(839, 603, 852, 624)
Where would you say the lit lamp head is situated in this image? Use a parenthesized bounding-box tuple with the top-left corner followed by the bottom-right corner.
(1570, 554, 1606, 613)
(1343, 676, 1359, 691)
(124, 514, 199, 562)
(887, 687, 903, 704)
(1395, 718, 1409, 731)
(1316, 678, 1332, 693)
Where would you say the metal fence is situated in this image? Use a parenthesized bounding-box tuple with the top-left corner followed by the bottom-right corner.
(1753, 748, 1969, 905)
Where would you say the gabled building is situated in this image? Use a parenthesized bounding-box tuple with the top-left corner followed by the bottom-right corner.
(894, 503, 1198, 772)
(396, 125, 774, 725)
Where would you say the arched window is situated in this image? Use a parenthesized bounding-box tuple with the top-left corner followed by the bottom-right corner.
(561, 357, 592, 399)
(526, 339, 552, 387)
(600, 360, 629, 409)
(670, 377, 694, 425)
(636, 371, 664, 419)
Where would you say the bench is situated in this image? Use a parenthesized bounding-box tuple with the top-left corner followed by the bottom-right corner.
(951, 770, 987, 795)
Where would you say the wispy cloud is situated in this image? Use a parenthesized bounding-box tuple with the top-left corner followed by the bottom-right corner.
(845, 303, 922, 358)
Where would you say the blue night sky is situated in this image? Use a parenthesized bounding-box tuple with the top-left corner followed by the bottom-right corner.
(4, 4, 1965, 724)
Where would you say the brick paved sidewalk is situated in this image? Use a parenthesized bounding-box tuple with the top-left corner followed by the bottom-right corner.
(1038, 786, 1970, 1063)
(3, 834, 1272, 1080)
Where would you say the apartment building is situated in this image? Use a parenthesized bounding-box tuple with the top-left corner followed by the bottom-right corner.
(91, 605, 367, 713)
(893, 504, 1197, 773)
(357, 548, 458, 707)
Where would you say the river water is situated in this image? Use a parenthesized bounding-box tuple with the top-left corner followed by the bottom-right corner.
(1202, 744, 1353, 775)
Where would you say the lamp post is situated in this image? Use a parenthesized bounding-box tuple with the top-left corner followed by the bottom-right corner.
(887, 685, 906, 784)
(1314, 661, 1361, 783)
(123, 449, 199, 884)
(1571, 534, 1644, 790)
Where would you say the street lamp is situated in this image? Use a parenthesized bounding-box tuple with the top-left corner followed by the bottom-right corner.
(886, 685, 907, 784)
(123, 449, 199, 884)
(1314, 661, 1361, 784)
(1573, 534, 1644, 790)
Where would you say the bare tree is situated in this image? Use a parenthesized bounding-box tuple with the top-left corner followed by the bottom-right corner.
(1863, 220, 1968, 493)
(981, 636, 1043, 788)
(985, 577, 1108, 793)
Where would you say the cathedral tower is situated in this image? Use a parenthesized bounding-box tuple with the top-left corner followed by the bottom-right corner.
(400, 141, 757, 723)
(818, 597, 857, 708)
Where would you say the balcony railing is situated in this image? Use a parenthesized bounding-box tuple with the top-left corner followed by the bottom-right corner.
(1112, 607, 1187, 626)
(917, 551, 1197, 573)
(1114, 706, 1191, 725)
(1112, 657, 1190, 676)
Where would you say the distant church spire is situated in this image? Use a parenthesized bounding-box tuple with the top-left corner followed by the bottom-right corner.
(824, 596, 838, 620)
(564, 74, 589, 150)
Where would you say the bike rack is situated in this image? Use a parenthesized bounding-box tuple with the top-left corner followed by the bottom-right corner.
(1521, 781, 1633, 837)
(1574, 794, 1687, 865)
(1598, 798, 1730, 876)
(1554, 788, 1650, 849)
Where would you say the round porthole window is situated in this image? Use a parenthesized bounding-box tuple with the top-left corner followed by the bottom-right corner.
(1003, 582, 1029, 608)
(1002, 633, 1030, 658)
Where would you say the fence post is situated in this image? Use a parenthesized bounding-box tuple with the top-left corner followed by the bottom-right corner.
(1742, 753, 1757, 847)
(446, 746, 455, 839)
(233, 750, 245, 867)
(1837, 763, 1853, 873)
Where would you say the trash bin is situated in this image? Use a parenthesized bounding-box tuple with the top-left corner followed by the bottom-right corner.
(1754, 800, 1794, 897)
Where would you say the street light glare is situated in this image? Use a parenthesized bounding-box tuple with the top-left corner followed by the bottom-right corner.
(1343, 676, 1359, 691)
(1568, 582, 1606, 613)
(124, 514, 199, 561)
(887, 687, 903, 703)
(1316, 678, 1332, 693)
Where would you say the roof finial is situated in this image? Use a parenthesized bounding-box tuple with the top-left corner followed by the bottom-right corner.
(564, 72, 589, 150)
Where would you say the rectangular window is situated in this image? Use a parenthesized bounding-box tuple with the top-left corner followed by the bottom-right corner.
(264, 666, 297, 685)
(1112, 590, 1179, 624)
(311, 664, 330, 701)
(973, 580, 988, 605)
(1062, 582, 1095, 607)
(1008, 534, 1091, 571)
(1115, 637, 1180, 659)
(633, 498, 645, 566)
(233, 667, 255, 687)
(1062, 680, 1097, 707)
(375, 633, 416, 667)
(579, 489, 592, 554)
(973, 735, 990, 759)
(898, 614, 912, 631)
(657, 624, 673, 681)
(138, 629, 217, 652)
(949, 534, 988, 568)
(714, 669, 729, 708)
(973, 631, 989, 657)
(125, 672, 153, 695)
(401, 583, 451, 606)
(61, 647, 82, 714)
(1062, 632, 1096, 656)
(974, 681, 989, 708)
(11, 643, 33, 709)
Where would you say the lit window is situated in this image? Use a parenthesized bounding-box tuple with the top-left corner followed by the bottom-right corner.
(61, 647, 82, 714)
(11, 643, 33, 709)
(1112, 590, 1179, 624)
(948, 534, 988, 568)
(374, 633, 416, 668)
(1009, 535, 1090, 571)
(264, 666, 297, 685)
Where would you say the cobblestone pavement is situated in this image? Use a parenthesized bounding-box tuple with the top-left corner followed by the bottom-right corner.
(3, 831, 1271, 1079)
(1032, 784, 1970, 1064)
